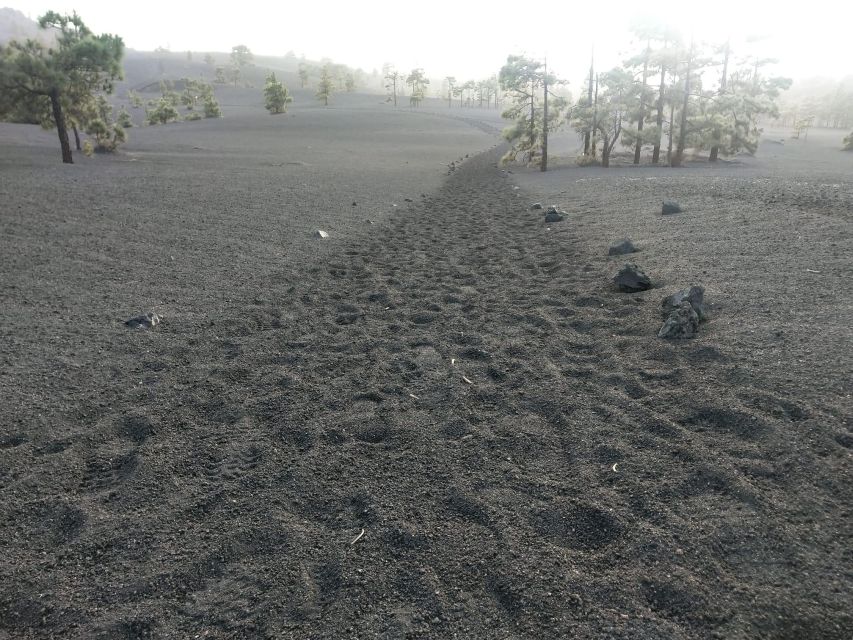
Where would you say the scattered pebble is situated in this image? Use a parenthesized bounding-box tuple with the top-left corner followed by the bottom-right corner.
(661, 286, 706, 321)
(658, 301, 699, 339)
(662, 200, 683, 215)
(608, 239, 637, 256)
(614, 263, 652, 292)
(125, 312, 160, 329)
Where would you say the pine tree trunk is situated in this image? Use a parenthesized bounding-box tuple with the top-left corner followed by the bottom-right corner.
(667, 100, 675, 164)
(591, 74, 599, 159)
(72, 125, 81, 151)
(652, 53, 666, 164)
(541, 70, 548, 172)
(529, 89, 535, 163)
(584, 57, 594, 155)
(634, 44, 650, 165)
(709, 40, 730, 163)
(50, 88, 73, 164)
(672, 50, 693, 168)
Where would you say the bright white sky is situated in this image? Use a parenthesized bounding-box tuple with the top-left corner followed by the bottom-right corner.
(12, 0, 852, 86)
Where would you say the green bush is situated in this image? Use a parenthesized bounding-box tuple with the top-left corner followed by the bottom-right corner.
(146, 98, 180, 125)
(203, 95, 221, 118)
(116, 106, 133, 128)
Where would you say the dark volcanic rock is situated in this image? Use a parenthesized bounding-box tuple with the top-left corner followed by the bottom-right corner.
(545, 205, 560, 214)
(658, 301, 700, 338)
(545, 211, 565, 223)
(608, 239, 637, 256)
(662, 286, 706, 321)
(614, 264, 652, 292)
(125, 312, 160, 329)
(662, 200, 683, 215)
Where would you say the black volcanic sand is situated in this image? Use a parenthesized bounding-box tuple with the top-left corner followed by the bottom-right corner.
(1, 108, 851, 639)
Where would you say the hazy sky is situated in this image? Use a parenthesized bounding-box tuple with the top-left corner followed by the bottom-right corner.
(13, 0, 852, 86)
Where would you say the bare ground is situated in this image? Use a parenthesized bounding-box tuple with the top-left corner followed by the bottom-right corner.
(0, 105, 851, 639)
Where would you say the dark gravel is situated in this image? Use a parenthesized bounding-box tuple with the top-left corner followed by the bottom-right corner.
(0, 102, 851, 639)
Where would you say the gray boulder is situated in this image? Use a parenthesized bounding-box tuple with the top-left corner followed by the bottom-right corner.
(545, 211, 565, 223)
(662, 286, 706, 321)
(614, 263, 652, 292)
(313, 229, 329, 239)
(126, 312, 161, 329)
(608, 239, 637, 256)
(662, 200, 683, 215)
(530, 202, 543, 210)
(658, 301, 699, 339)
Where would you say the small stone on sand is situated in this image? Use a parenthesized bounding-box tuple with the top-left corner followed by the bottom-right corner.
(658, 301, 700, 338)
(608, 239, 637, 256)
(125, 312, 160, 329)
(614, 264, 652, 292)
(661, 286, 706, 321)
(662, 200, 683, 215)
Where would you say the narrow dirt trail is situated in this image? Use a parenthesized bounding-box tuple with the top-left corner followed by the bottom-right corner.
(2, 148, 849, 639)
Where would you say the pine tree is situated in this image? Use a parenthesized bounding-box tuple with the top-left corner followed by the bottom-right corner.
(0, 11, 124, 163)
(229, 45, 253, 87)
(298, 63, 309, 88)
(499, 55, 567, 169)
(264, 72, 293, 114)
(406, 68, 429, 107)
(316, 65, 334, 105)
(384, 68, 400, 106)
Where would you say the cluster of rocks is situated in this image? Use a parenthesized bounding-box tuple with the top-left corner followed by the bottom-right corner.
(611, 262, 707, 339)
(602, 199, 709, 339)
(659, 286, 706, 338)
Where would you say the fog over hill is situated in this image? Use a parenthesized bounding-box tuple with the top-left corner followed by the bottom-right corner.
(0, 7, 54, 45)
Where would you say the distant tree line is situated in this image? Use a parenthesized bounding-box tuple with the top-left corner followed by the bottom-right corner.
(492, 25, 792, 171)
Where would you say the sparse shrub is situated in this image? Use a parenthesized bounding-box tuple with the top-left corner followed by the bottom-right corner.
(203, 94, 221, 118)
(116, 105, 133, 128)
(82, 139, 94, 156)
(127, 90, 143, 109)
(844, 132, 853, 150)
(185, 111, 202, 121)
(575, 154, 600, 167)
(159, 80, 181, 107)
(87, 116, 127, 151)
(82, 95, 127, 152)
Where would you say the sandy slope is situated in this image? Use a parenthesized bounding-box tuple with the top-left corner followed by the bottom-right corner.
(0, 103, 851, 639)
